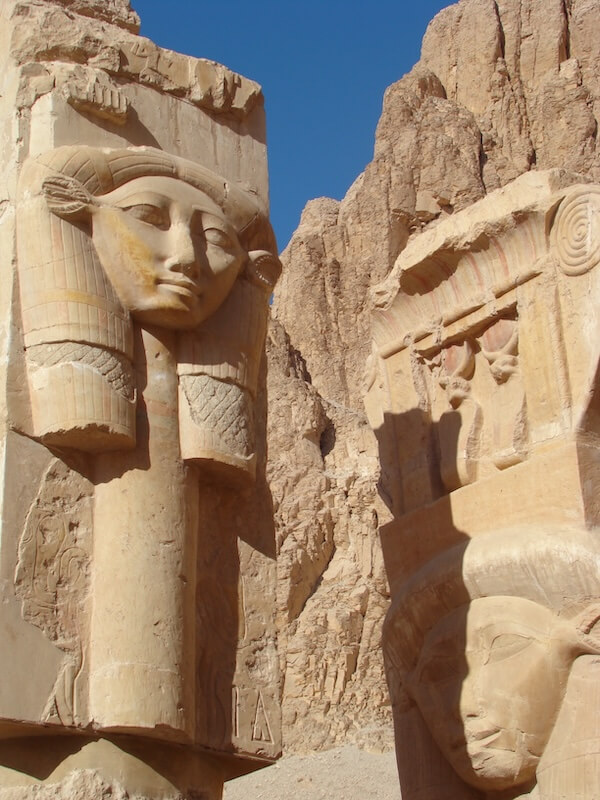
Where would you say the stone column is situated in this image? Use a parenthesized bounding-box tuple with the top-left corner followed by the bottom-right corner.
(91, 326, 198, 736)
(0, 0, 281, 796)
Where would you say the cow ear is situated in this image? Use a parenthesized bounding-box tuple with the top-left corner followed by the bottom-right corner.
(245, 250, 282, 291)
(572, 604, 600, 655)
(42, 175, 95, 220)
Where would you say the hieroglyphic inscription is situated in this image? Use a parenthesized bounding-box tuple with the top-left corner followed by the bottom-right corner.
(231, 686, 280, 758)
(251, 691, 274, 743)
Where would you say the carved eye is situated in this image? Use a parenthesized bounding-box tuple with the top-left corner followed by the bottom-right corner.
(204, 226, 234, 249)
(486, 633, 532, 664)
(122, 204, 170, 230)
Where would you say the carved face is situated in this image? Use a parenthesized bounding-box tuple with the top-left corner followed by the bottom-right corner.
(407, 596, 575, 792)
(90, 176, 246, 329)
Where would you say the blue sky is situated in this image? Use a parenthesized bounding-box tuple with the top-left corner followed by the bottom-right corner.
(135, 0, 451, 250)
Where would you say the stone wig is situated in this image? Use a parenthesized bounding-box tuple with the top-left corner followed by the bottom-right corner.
(16, 146, 280, 451)
(384, 526, 600, 687)
(18, 146, 278, 355)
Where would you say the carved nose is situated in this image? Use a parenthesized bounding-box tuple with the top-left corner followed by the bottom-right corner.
(165, 223, 197, 277)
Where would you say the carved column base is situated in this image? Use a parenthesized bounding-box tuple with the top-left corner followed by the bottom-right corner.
(0, 736, 226, 799)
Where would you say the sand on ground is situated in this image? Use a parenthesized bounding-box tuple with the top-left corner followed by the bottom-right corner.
(224, 745, 401, 800)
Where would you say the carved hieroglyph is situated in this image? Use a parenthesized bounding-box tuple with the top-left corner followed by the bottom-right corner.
(0, 2, 281, 797)
(366, 171, 600, 799)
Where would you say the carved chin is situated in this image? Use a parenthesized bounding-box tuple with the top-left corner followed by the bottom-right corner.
(125, 285, 203, 329)
(447, 738, 539, 792)
(130, 303, 202, 330)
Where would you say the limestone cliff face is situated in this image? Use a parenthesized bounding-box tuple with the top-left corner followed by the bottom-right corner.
(269, 0, 600, 754)
(266, 317, 392, 752)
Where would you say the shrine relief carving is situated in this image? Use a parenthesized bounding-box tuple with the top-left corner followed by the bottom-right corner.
(14, 459, 93, 727)
(366, 172, 600, 799)
(17, 145, 281, 476)
(62, 68, 130, 125)
(551, 185, 600, 276)
(231, 686, 280, 757)
(368, 173, 600, 515)
(419, 314, 527, 493)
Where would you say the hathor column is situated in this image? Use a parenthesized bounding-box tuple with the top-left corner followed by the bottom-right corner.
(0, 1, 281, 797)
(366, 172, 600, 799)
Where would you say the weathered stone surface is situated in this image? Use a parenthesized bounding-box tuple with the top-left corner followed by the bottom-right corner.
(0, 737, 225, 799)
(421, 0, 600, 188)
(44, 0, 141, 33)
(0, 771, 133, 800)
(0, 1, 280, 797)
(267, 318, 391, 751)
(6, 0, 262, 119)
(269, 0, 600, 770)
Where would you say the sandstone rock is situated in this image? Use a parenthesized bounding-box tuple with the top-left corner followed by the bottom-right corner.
(269, 0, 600, 765)
(266, 318, 393, 753)
(48, 0, 141, 33)
(420, 0, 600, 186)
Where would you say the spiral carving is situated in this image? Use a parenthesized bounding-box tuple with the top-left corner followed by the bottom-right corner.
(552, 188, 600, 276)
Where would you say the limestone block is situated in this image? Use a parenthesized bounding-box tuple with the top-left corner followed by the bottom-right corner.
(0, 1, 281, 797)
(7, 1, 261, 119)
(369, 170, 599, 514)
(367, 170, 600, 798)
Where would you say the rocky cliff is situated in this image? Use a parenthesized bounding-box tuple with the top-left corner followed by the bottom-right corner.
(269, 0, 600, 755)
